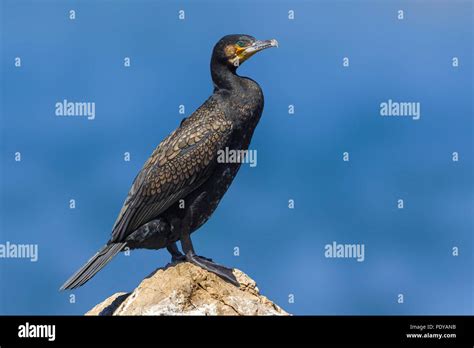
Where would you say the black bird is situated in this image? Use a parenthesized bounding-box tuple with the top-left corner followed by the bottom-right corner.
(60, 34, 278, 290)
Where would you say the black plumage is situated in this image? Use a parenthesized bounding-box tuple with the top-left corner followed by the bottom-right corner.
(60, 34, 278, 290)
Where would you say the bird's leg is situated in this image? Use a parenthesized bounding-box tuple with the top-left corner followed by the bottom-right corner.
(166, 242, 185, 263)
(181, 192, 212, 263)
(177, 191, 239, 286)
(180, 232, 239, 287)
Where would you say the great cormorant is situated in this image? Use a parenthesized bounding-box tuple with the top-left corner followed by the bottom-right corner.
(60, 34, 278, 290)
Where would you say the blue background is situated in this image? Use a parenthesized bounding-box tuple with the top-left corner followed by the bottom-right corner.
(0, 0, 472, 315)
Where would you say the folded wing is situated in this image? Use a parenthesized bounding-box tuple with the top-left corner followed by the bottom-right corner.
(110, 101, 232, 243)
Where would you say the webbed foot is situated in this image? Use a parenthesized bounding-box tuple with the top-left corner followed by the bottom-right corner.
(196, 255, 213, 262)
(185, 252, 239, 287)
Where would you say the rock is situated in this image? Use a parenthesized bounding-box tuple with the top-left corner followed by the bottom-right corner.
(86, 262, 289, 316)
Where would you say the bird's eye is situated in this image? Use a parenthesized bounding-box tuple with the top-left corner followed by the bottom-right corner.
(236, 41, 245, 47)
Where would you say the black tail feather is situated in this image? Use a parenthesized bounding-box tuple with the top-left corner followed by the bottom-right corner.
(60, 243, 126, 290)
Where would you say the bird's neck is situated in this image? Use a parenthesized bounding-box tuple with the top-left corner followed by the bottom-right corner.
(211, 61, 243, 91)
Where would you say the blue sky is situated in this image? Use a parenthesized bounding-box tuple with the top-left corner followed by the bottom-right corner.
(0, 0, 472, 315)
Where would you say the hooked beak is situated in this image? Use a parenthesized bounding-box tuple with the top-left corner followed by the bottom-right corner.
(231, 39, 279, 66)
(245, 39, 279, 54)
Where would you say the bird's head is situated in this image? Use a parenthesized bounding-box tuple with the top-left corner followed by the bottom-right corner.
(212, 34, 279, 69)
